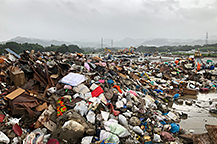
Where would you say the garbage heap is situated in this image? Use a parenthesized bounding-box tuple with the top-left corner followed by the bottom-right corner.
(0, 51, 216, 144)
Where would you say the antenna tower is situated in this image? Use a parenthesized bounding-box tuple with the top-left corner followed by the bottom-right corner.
(101, 38, 103, 49)
(205, 32, 208, 45)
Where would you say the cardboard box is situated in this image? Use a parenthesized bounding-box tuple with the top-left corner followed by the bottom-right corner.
(5, 88, 26, 115)
(9, 70, 26, 86)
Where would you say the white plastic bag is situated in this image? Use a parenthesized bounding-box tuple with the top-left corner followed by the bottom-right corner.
(0, 131, 10, 143)
(74, 100, 88, 116)
(153, 134, 162, 142)
(104, 119, 130, 138)
(101, 111, 109, 121)
(118, 114, 128, 128)
(81, 136, 93, 144)
(100, 130, 120, 143)
(86, 111, 95, 124)
(62, 120, 85, 132)
(133, 126, 144, 135)
(116, 101, 124, 109)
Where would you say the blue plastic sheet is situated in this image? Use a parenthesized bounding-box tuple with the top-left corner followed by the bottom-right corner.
(173, 93, 179, 100)
(170, 123, 180, 133)
(107, 79, 114, 84)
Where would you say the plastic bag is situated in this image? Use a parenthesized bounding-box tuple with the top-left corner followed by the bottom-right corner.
(133, 126, 144, 135)
(86, 110, 95, 124)
(0, 131, 10, 143)
(74, 100, 88, 116)
(104, 119, 130, 137)
(153, 134, 162, 142)
(62, 120, 85, 132)
(101, 111, 110, 121)
(116, 101, 124, 109)
(81, 136, 93, 144)
(100, 130, 120, 143)
(23, 128, 44, 144)
(118, 114, 128, 128)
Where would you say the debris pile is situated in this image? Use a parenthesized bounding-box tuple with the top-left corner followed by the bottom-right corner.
(0, 49, 217, 143)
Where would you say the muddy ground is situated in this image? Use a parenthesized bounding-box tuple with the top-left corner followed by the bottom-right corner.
(162, 56, 217, 134)
(172, 92, 217, 133)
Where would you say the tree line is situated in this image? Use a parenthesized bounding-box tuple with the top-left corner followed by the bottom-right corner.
(0, 42, 84, 54)
(137, 43, 217, 53)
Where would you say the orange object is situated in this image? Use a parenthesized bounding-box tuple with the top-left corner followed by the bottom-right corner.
(77, 53, 83, 58)
(197, 62, 201, 71)
(175, 60, 179, 65)
(112, 85, 122, 94)
(0, 58, 4, 64)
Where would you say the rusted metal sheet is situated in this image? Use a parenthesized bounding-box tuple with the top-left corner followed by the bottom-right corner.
(183, 88, 198, 95)
(193, 133, 212, 144)
(179, 133, 194, 139)
(206, 124, 217, 143)
(163, 73, 171, 80)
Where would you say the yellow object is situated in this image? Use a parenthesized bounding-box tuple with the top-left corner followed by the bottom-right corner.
(104, 48, 111, 53)
(195, 49, 201, 57)
(145, 73, 150, 80)
(128, 46, 133, 53)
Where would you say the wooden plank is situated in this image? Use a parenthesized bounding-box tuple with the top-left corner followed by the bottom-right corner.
(5, 88, 25, 100)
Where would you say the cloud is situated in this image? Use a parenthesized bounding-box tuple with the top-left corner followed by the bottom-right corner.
(0, 0, 216, 41)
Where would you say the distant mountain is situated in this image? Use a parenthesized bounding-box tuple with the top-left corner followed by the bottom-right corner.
(114, 38, 145, 47)
(2, 36, 217, 48)
(141, 38, 170, 46)
(141, 38, 217, 46)
(3, 36, 72, 47)
(72, 41, 99, 48)
(210, 35, 217, 40)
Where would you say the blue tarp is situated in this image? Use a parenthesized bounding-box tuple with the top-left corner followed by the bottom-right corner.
(5, 48, 20, 58)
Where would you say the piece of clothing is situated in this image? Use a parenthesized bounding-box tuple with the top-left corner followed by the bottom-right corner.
(57, 97, 67, 116)
(91, 86, 104, 97)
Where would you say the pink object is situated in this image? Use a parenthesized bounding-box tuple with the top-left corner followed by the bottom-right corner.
(107, 103, 120, 116)
(64, 85, 72, 90)
(99, 61, 106, 67)
(127, 90, 138, 96)
(161, 131, 175, 141)
(95, 61, 106, 67)
(99, 80, 105, 83)
(84, 62, 90, 71)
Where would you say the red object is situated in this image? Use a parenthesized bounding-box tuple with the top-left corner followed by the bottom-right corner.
(91, 86, 104, 97)
(112, 85, 122, 94)
(0, 114, 5, 122)
(12, 123, 22, 137)
(47, 138, 60, 144)
(107, 103, 120, 116)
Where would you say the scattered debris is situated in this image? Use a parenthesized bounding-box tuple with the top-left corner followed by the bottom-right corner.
(0, 49, 216, 143)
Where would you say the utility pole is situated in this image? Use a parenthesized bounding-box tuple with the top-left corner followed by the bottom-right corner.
(205, 32, 208, 46)
(111, 39, 113, 48)
(101, 38, 103, 49)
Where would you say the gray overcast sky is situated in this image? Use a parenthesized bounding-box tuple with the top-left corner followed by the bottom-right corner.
(0, 0, 217, 42)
